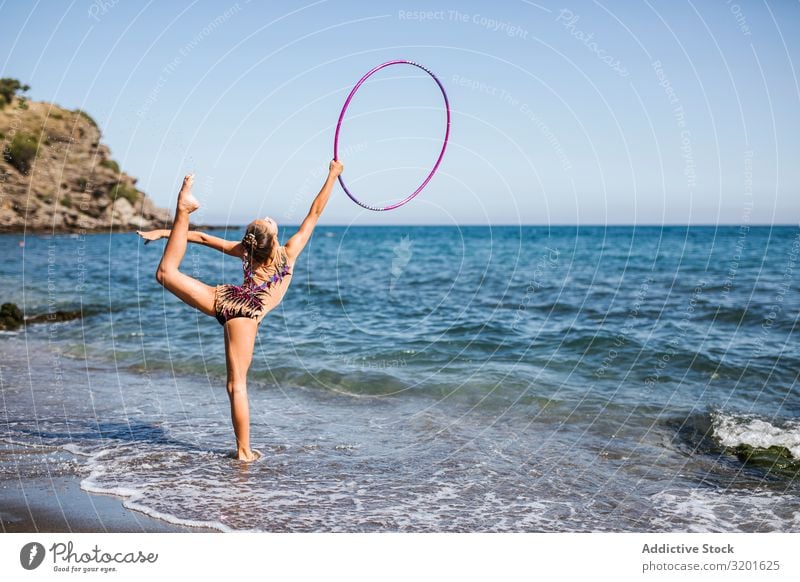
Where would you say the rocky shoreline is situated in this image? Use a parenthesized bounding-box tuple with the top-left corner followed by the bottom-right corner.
(1, 95, 172, 233)
(0, 301, 83, 331)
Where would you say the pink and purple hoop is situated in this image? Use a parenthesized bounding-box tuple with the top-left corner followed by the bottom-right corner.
(333, 60, 451, 212)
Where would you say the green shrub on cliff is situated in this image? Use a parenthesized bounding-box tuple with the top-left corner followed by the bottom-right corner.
(100, 159, 120, 173)
(0, 78, 30, 109)
(110, 182, 140, 205)
(3, 132, 39, 173)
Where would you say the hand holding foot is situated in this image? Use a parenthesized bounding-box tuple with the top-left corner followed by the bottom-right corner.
(177, 173, 200, 214)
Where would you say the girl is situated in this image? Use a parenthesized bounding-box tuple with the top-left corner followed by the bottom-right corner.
(138, 159, 343, 461)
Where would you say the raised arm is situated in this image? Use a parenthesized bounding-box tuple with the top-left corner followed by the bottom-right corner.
(284, 159, 343, 262)
(137, 229, 244, 257)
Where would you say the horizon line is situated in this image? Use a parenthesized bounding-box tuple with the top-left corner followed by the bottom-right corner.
(201, 222, 800, 228)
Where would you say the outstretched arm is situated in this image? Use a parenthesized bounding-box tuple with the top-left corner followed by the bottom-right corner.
(285, 159, 343, 262)
(137, 229, 244, 257)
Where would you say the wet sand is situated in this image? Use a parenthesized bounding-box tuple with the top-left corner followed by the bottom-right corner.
(0, 449, 216, 533)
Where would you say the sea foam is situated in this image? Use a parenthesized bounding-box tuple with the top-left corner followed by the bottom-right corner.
(711, 411, 800, 459)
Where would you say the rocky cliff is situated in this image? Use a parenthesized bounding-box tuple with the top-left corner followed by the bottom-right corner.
(0, 98, 171, 232)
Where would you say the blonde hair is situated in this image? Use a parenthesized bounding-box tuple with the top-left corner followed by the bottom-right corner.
(242, 220, 280, 274)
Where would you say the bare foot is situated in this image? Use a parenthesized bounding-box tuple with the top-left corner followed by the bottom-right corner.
(236, 448, 262, 462)
(177, 174, 199, 213)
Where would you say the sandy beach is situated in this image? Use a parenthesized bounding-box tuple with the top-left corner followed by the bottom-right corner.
(1, 448, 216, 533)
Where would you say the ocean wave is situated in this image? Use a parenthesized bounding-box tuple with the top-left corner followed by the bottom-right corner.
(256, 366, 411, 397)
(439, 318, 511, 337)
(556, 328, 645, 353)
(697, 304, 763, 325)
(664, 410, 800, 483)
(689, 303, 798, 331)
(79, 447, 232, 532)
(650, 487, 800, 532)
(711, 411, 800, 460)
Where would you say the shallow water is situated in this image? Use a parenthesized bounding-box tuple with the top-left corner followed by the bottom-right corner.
(1, 226, 798, 531)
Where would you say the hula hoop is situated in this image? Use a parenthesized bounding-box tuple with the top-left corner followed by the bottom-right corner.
(333, 60, 451, 211)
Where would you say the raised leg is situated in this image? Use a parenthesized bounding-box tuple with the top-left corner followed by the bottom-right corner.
(155, 174, 216, 317)
(223, 317, 261, 461)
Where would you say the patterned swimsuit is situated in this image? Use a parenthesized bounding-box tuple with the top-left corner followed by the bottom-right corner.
(213, 248, 292, 326)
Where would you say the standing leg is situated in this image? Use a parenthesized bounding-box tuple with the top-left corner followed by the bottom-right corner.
(155, 174, 216, 316)
(223, 317, 261, 461)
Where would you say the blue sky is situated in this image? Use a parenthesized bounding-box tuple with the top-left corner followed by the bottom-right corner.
(1, 0, 798, 225)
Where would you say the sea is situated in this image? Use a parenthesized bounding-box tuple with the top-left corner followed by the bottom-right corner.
(1, 225, 799, 532)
